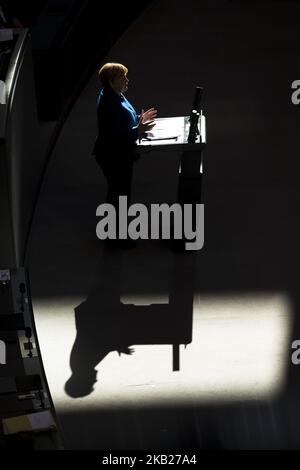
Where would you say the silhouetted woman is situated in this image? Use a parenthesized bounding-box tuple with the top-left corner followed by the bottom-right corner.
(93, 62, 157, 208)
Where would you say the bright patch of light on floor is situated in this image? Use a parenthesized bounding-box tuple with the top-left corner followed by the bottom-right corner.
(32, 292, 292, 413)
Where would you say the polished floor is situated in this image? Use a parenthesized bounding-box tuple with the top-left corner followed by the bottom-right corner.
(26, 0, 300, 449)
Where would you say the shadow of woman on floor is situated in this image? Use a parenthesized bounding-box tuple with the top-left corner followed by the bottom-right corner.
(65, 240, 196, 398)
(65, 246, 135, 398)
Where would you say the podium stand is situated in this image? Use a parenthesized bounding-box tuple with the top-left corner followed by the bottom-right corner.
(135, 115, 206, 368)
(137, 114, 206, 203)
(137, 114, 206, 251)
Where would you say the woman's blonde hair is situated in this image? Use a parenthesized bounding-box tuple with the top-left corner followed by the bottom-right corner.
(98, 62, 128, 87)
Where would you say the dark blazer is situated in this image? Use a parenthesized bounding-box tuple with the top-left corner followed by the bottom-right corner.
(93, 85, 140, 174)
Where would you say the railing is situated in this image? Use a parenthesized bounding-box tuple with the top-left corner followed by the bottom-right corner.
(0, 29, 54, 268)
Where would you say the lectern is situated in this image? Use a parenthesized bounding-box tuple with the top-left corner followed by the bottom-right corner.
(137, 113, 206, 248)
(134, 112, 207, 369)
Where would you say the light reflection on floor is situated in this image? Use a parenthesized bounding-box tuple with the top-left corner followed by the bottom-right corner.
(33, 292, 292, 412)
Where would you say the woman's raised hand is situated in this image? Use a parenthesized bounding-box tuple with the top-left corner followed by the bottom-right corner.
(140, 107, 158, 124)
(138, 109, 156, 137)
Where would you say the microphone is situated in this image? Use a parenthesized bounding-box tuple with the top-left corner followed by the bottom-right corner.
(191, 86, 204, 115)
(188, 86, 204, 144)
